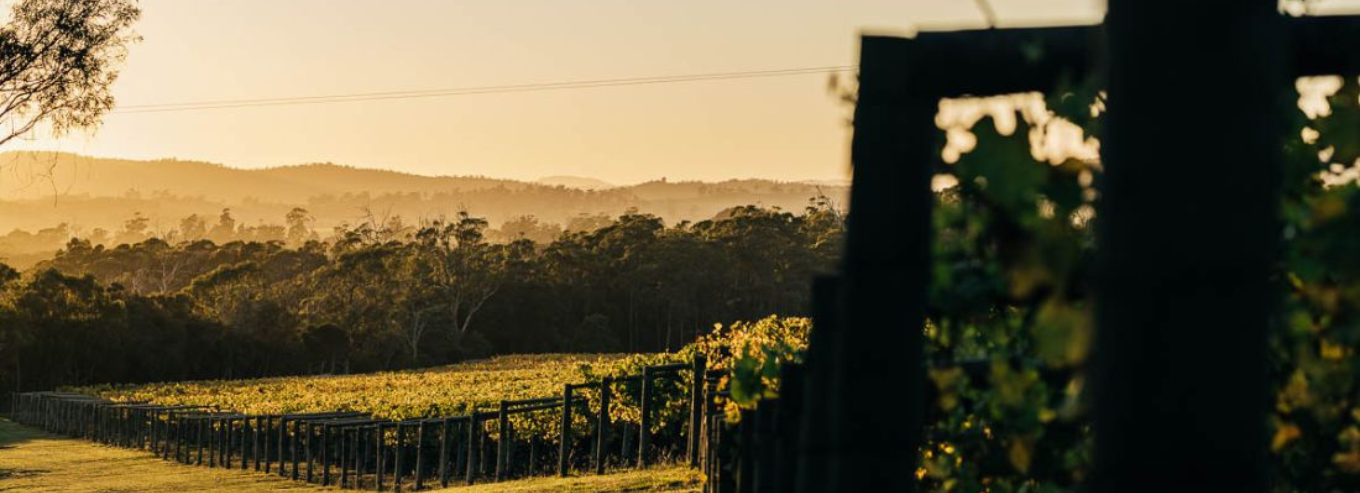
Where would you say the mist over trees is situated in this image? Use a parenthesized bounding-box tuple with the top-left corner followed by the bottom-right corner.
(0, 152, 848, 269)
(0, 201, 842, 392)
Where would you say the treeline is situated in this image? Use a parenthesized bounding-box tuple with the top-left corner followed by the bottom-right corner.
(0, 153, 849, 267)
(0, 206, 616, 269)
(0, 202, 842, 393)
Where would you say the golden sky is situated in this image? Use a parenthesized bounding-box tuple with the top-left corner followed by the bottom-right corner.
(12, 0, 1115, 184)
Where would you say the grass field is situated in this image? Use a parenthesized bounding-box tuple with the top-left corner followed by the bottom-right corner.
(0, 419, 701, 493)
(74, 354, 626, 421)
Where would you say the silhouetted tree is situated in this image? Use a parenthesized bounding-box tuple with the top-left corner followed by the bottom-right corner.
(0, 0, 140, 146)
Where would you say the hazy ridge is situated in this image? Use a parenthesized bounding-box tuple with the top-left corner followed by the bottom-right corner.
(0, 152, 846, 267)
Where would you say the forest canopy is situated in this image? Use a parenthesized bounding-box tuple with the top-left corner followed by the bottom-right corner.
(0, 201, 842, 393)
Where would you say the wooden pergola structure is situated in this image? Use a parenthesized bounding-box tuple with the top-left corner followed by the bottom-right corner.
(811, 2, 1360, 492)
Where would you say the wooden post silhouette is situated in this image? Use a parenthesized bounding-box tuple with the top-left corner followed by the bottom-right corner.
(688, 355, 706, 466)
(823, 27, 1092, 493)
(439, 418, 452, 487)
(394, 423, 406, 492)
(495, 402, 509, 481)
(796, 276, 839, 493)
(415, 421, 426, 491)
(377, 424, 388, 492)
(466, 413, 480, 485)
(1091, 2, 1283, 492)
(594, 378, 611, 475)
(827, 35, 937, 492)
(559, 384, 573, 477)
(638, 367, 652, 468)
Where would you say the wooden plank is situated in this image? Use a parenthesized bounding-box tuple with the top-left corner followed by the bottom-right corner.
(1289, 16, 1360, 76)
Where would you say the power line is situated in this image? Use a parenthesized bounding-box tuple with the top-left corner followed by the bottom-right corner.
(113, 65, 856, 114)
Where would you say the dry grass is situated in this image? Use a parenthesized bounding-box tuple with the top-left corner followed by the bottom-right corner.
(0, 419, 330, 492)
(0, 419, 701, 493)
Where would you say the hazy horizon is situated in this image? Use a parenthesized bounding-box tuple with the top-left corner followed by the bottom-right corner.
(0, 151, 852, 268)
(1, 150, 852, 190)
(4, 0, 1113, 184)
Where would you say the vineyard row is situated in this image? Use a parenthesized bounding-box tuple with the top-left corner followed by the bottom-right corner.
(9, 356, 734, 492)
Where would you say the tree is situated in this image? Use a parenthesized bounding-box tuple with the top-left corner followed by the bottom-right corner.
(209, 208, 236, 243)
(179, 214, 207, 241)
(301, 323, 348, 374)
(412, 212, 505, 355)
(565, 213, 614, 233)
(285, 207, 315, 245)
(493, 215, 562, 244)
(0, 0, 140, 146)
(114, 211, 149, 245)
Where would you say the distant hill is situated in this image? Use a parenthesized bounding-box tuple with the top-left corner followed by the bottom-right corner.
(535, 176, 614, 190)
(0, 152, 847, 267)
(0, 152, 528, 203)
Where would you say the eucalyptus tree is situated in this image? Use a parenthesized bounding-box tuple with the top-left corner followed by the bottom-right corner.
(0, 0, 140, 146)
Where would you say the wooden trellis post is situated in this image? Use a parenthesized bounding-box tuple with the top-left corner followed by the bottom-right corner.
(305, 421, 315, 483)
(638, 367, 651, 468)
(688, 354, 706, 466)
(466, 413, 481, 485)
(196, 417, 206, 466)
(810, 6, 1360, 493)
(339, 427, 351, 488)
(394, 423, 406, 492)
(252, 416, 262, 471)
(495, 402, 509, 481)
(1092, 2, 1283, 492)
(825, 24, 1092, 493)
(594, 377, 611, 475)
(376, 423, 388, 492)
(558, 384, 573, 477)
(415, 421, 427, 490)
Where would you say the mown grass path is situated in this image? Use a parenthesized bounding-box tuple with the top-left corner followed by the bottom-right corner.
(0, 419, 699, 493)
(0, 418, 328, 492)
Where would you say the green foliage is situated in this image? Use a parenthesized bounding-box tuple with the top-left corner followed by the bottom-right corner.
(922, 91, 1098, 491)
(577, 316, 809, 433)
(916, 76, 1360, 493)
(71, 316, 808, 451)
(78, 354, 620, 422)
(1271, 77, 1360, 492)
(692, 316, 810, 406)
(578, 352, 693, 436)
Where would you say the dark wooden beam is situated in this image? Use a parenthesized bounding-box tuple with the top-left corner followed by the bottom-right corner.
(1290, 15, 1360, 76)
(904, 26, 1100, 97)
(1091, 1, 1283, 492)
